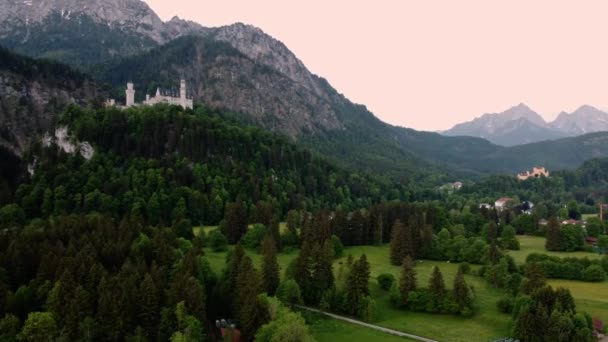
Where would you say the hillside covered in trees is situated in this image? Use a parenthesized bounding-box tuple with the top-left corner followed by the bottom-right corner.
(1, 104, 420, 227)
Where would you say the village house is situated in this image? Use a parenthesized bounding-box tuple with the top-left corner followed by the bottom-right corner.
(494, 197, 513, 211)
(479, 203, 492, 210)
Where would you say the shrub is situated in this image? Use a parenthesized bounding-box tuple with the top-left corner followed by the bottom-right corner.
(602, 255, 608, 273)
(358, 296, 377, 322)
(320, 287, 345, 313)
(526, 253, 604, 282)
(500, 225, 520, 250)
(497, 295, 514, 314)
(284, 258, 297, 280)
(331, 235, 344, 259)
(0, 204, 25, 228)
(511, 295, 533, 319)
(172, 219, 193, 239)
(281, 229, 299, 248)
(459, 262, 471, 274)
(208, 230, 228, 252)
(241, 224, 267, 249)
(407, 290, 430, 312)
(461, 239, 487, 264)
(276, 279, 303, 305)
(388, 284, 403, 309)
(505, 273, 523, 296)
(376, 273, 395, 291)
(582, 265, 606, 282)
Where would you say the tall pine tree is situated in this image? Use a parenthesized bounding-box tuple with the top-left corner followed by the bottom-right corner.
(137, 273, 159, 339)
(235, 256, 264, 341)
(452, 267, 473, 315)
(224, 201, 248, 244)
(261, 235, 280, 296)
(545, 218, 561, 251)
(399, 255, 416, 305)
(390, 220, 406, 265)
(345, 254, 371, 316)
(428, 266, 446, 312)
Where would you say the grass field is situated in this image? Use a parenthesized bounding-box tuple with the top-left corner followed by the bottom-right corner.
(582, 213, 599, 220)
(506, 235, 602, 264)
(199, 228, 607, 342)
(305, 312, 415, 342)
(336, 246, 512, 342)
(548, 279, 608, 322)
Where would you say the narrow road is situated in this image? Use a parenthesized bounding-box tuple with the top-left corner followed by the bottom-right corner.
(295, 305, 438, 342)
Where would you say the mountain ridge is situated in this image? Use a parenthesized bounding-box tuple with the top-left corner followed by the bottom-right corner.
(443, 103, 608, 146)
(3, 0, 608, 180)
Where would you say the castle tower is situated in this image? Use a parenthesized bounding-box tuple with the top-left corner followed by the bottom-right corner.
(180, 79, 187, 100)
(126, 82, 135, 107)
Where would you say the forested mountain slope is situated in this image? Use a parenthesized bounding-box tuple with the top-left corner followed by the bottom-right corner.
(92, 35, 439, 180)
(1, 104, 416, 224)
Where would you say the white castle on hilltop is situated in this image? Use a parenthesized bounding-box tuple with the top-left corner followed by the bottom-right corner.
(107, 80, 194, 110)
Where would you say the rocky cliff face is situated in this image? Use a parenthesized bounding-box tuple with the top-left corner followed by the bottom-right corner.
(94, 36, 344, 138)
(0, 0, 207, 65)
(0, 48, 105, 157)
(211, 23, 328, 100)
(0, 0, 166, 41)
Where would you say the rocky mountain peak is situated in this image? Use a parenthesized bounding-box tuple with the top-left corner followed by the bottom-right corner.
(1, 0, 166, 40)
(493, 103, 546, 127)
(212, 23, 327, 99)
(551, 105, 608, 135)
(0, 0, 214, 46)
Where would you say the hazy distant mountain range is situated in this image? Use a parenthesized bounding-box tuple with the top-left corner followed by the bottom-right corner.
(442, 103, 608, 146)
(3, 0, 608, 180)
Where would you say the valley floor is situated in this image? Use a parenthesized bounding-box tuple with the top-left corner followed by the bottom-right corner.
(199, 229, 607, 342)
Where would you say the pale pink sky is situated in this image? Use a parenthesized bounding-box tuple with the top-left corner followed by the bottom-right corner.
(144, 0, 608, 131)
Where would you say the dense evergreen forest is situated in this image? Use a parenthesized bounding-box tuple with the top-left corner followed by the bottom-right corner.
(1, 103, 606, 341)
(0, 104, 423, 227)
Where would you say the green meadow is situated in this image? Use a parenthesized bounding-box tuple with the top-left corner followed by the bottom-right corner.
(200, 228, 607, 342)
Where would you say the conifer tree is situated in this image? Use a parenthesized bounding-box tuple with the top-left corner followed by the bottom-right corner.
(286, 210, 299, 233)
(65, 286, 93, 340)
(227, 243, 245, 291)
(224, 201, 248, 244)
(428, 266, 446, 311)
(254, 201, 273, 226)
(261, 235, 280, 296)
(268, 217, 282, 251)
(294, 241, 334, 305)
(452, 267, 473, 314)
(345, 254, 371, 316)
(399, 255, 416, 305)
(521, 262, 547, 294)
(137, 273, 159, 339)
(317, 240, 336, 294)
(487, 240, 500, 265)
(373, 215, 383, 245)
(390, 220, 406, 265)
(407, 215, 420, 258)
(545, 218, 561, 251)
(294, 241, 317, 305)
(487, 221, 499, 242)
(420, 225, 434, 258)
(235, 256, 264, 340)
